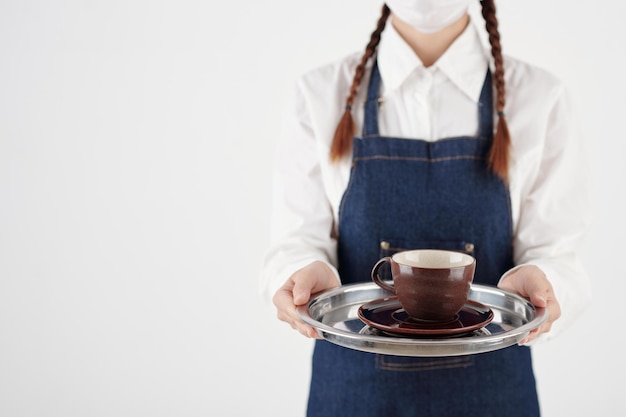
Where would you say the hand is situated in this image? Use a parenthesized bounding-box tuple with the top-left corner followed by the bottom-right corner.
(272, 261, 340, 339)
(498, 265, 561, 345)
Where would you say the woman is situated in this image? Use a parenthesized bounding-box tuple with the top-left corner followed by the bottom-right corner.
(261, 1, 591, 415)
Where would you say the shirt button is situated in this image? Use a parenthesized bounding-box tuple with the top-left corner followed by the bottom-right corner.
(423, 71, 433, 86)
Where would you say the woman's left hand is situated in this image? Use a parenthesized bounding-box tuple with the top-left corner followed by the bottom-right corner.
(498, 265, 561, 345)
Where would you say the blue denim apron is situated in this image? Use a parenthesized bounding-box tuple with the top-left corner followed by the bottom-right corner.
(307, 62, 540, 416)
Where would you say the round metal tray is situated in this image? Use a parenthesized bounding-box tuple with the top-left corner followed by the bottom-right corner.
(296, 282, 548, 357)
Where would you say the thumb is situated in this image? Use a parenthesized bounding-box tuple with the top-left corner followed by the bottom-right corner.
(528, 289, 548, 308)
(518, 272, 550, 308)
(292, 278, 315, 306)
(500, 266, 550, 307)
(290, 261, 338, 306)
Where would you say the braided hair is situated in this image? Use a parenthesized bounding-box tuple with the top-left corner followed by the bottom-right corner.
(330, 0, 511, 182)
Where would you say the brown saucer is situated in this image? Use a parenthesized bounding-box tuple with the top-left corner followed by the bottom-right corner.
(358, 296, 494, 337)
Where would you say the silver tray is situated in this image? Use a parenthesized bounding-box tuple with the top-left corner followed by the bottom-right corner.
(296, 282, 548, 357)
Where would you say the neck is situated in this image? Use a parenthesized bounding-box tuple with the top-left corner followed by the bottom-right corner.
(391, 13, 470, 67)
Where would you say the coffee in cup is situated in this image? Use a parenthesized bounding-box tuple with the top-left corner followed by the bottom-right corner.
(371, 249, 476, 322)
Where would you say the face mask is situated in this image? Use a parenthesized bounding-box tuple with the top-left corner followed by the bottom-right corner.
(385, 0, 472, 33)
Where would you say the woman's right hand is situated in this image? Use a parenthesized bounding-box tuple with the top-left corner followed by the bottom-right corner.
(272, 261, 340, 338)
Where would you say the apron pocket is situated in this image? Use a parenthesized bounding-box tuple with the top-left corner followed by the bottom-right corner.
(378, 238, 475, 257)
(376, 354, 475, 373)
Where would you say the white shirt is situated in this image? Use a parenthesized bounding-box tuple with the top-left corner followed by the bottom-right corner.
(260, 18, 592, 340)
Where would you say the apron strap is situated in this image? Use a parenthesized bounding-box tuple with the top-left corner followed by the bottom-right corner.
(362, 61, 382, 137)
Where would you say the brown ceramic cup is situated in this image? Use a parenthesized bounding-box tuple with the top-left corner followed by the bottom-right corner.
(371, 249, 476, 322)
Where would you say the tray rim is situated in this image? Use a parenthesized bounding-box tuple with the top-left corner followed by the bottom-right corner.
(296, 282, 548, 357)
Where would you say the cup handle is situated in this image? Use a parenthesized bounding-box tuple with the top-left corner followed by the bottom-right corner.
(371, 257, 395, 294)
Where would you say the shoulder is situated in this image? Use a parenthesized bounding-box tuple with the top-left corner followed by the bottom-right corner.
(502, 54, 568, 105)
(295, 51, 364, 101)
(291, 51, 368, 142)
(500, 54, 579, 166)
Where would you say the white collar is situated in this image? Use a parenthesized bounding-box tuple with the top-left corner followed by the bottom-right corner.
(377, 17, 491, 102)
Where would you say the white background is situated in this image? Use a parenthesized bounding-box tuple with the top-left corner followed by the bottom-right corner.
(1, 1, 624, 416)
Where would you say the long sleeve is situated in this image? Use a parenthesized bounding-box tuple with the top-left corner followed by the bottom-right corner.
(259, 79, 340, 303)
(505, 81, 592, 340)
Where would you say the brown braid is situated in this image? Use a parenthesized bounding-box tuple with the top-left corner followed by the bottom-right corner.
(329, 4, 391, 162)
(481, 0, 510, 182)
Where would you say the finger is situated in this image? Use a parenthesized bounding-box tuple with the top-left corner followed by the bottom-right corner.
(500, 269, 553, 308)
(546, 297, 561, 322)
(273, 286, 303, 326)
(293, 283, 313, 306)
(525, 279, 555, 310)
(291, 307, 321, 339)
(529, 292, 559, 334)
(273, 284, 320, 339)
(521, 319, 550, 345)
(272, 288, 294, 323)
(501, 274, 542, 301)
(292, 268, 329, 305)
(519, 329, 539, 346)
(519, 301, 559, 345)
(296, 321, 322, 339)
(526, 283, 553, 308)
